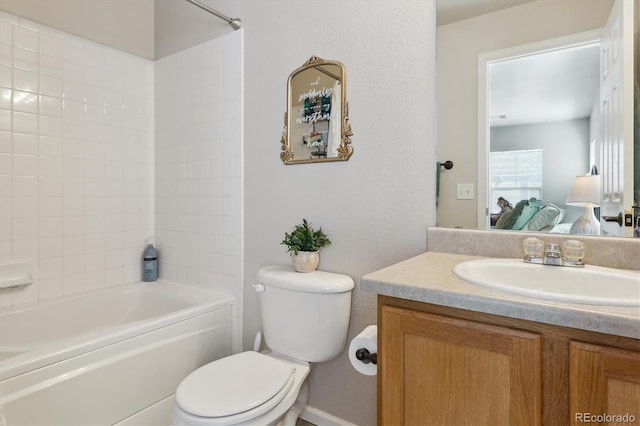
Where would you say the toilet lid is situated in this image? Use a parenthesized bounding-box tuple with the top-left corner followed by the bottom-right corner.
(175, 351, 295, 418)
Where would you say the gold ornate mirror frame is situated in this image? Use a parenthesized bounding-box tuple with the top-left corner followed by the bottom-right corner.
(280, 56, 353, 165)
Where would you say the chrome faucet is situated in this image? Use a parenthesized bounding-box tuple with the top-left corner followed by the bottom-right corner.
(542, 243, 563, 266)
(523, 239, 586, 267)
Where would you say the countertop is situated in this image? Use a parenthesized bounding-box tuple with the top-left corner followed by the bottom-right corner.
(361, 252, 640, 340)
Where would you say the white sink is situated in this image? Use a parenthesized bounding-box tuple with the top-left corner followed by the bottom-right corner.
(453, 258, 640, 307)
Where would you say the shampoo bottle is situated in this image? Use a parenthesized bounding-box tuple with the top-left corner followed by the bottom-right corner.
(142, 243, 159, 282)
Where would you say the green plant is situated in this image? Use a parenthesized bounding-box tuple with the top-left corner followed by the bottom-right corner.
(281, 219, 331, 255)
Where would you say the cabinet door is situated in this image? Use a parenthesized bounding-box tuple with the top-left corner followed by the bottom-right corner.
(570, 341, 640, 425)
(380, 305, 542, 426)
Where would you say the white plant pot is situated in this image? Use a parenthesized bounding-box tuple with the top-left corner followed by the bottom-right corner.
(291, 251, 319, 272)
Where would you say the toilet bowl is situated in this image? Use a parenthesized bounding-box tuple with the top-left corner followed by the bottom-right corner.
(173, 351, 310, 426)
(172, 266, 354, 426)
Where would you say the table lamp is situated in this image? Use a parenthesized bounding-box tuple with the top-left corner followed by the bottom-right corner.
(566, 175, 601, 235)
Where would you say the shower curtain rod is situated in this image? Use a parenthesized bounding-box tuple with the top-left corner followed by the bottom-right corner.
(184, 0, 241, 30)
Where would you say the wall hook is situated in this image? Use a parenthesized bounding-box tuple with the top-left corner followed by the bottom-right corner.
(439, 160, 454, 170)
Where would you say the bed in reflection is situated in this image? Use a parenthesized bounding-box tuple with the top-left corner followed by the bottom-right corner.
(491, 197, 571, 233)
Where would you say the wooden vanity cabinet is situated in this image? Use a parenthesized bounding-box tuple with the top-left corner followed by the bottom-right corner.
(378, 296, 640, 426)
(380, 303, 542, 425)
(570, 341, 640, 425)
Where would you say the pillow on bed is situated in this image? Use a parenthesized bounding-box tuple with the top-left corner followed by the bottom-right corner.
(499, 199, 528, 229)
(557, 208, 567, 223)
(495, 209, 513, 229)
(521, 203, 562, 231)
(512, 198, 543, 230)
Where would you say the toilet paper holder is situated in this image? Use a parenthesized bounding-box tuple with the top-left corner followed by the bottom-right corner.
(355, 348, 377, 365)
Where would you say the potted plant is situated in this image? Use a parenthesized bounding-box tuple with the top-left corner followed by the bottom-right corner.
(281, 219, 331, 272)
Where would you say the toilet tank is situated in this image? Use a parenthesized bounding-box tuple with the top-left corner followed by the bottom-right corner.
(256, 265, 354, 363)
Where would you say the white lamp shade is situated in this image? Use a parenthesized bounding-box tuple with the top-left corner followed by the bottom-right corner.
(566, 175, 601, 207)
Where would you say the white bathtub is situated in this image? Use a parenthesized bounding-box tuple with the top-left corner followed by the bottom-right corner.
(0, 281, 235, 425)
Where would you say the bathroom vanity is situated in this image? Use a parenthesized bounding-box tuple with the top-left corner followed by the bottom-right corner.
(361, 251, 640, 426)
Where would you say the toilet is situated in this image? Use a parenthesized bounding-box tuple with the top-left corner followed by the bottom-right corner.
(172, 265, 354, 426)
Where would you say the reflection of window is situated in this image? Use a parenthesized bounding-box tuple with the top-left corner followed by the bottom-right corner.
(490, 149, 543, 213)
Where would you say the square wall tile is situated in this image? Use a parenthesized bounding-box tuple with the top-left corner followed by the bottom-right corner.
(3, 12, 155, 306)
(155, 30, 243, 316)
(13, 26, 38, 52)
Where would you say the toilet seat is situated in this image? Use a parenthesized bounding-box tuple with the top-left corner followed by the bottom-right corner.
(175, 351, 296, 425)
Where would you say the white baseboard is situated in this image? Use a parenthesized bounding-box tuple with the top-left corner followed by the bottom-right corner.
(299, 406, 357, 426)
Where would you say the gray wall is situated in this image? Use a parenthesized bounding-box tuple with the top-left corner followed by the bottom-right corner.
(491, 119, 590, 223)
(236, 2, 436, 424)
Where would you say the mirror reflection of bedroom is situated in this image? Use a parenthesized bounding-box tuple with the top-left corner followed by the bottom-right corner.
(487, 42, 600, 235)
(436, 0, 636, 237)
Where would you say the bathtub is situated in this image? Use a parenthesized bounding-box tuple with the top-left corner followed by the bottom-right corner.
(0, 280, 235, 425)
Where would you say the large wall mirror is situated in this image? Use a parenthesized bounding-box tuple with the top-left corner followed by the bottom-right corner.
(280, 56, 353, 165)
(436, 0, 637, 237)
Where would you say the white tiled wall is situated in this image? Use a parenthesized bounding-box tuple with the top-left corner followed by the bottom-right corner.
(155, 31, 243, 346)
(0, 12, 154, 307)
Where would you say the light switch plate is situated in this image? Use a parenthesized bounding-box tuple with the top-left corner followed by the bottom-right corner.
(456, 183, 474, 200)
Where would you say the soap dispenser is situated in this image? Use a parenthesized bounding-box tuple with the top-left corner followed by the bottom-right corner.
(142, 241, 159, 282)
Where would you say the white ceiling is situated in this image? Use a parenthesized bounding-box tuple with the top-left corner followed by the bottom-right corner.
(0, 0, 544, 59)
(154, 0, 235, 59)
(436, 0, 603, 128)
(0, 0, 155, 59)
(0, 0, 239, 60)
(0, 0, 604, 127)
(436, 0, 537, 26)
(489, 43, 601, 127)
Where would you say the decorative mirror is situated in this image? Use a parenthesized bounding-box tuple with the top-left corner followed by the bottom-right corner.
(280, 56, 353, 165)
